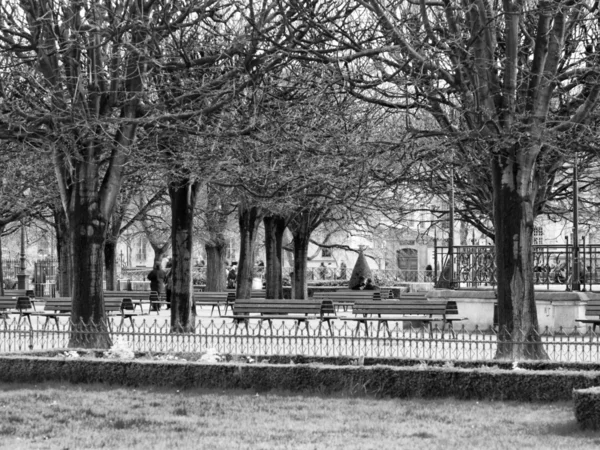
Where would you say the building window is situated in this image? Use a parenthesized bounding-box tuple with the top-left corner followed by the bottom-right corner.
(135, 236, 148, 262)
(533, 226, 544, 245)
(321, 247, 332, 258)
(396, 248, 419, 282)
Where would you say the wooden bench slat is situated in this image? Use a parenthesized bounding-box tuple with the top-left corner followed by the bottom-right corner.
(576, 299, 600, 331)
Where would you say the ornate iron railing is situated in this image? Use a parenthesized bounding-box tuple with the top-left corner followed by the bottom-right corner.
(434, 242, 600, 291)
(2, 317, 600, 363)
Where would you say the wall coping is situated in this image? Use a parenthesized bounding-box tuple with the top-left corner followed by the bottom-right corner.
(428, 289, 600, 302)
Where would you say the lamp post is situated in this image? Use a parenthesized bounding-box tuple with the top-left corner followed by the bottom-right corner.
(572, 153, 580, 291)
(17, 219, 27, 289)
(17, 188, 30, 290)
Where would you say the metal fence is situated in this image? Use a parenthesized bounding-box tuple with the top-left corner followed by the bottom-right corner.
(2, 317, 600, 363)
(434, 242, 600, 290)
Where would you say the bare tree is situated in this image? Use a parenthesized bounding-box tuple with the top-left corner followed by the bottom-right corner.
(273, 0, 600, 359)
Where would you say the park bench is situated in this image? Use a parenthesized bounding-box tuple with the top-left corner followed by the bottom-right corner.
(575, 299, 600, 332)
(4, 289, 37, 309)
(347, 299, 465, 337)
(104, 291, 150, 313)
(399, 292, 428, 301)
(379, 288, 393, 299)
(32, 297, 139, 329)
(149, 291, 169, 313)
(313, 290, 381, 311)
(194, 291, 235, 316)
(224, 298, 336, 336)
(0, 296, 35, 327)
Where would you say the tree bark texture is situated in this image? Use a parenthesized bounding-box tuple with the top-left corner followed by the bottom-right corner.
(104, 238, 118, 292)
(204, 185, 228, 291)
(53, 205, 72, 298)
(205, 243, 226, 291)
(492, 152, 547, 360)
(68, 170, 111, 348)
(236, 202, 263, 299)
(263, 215, 286, 300)
(291, 230, 310, 300)
(0, 227, 4, 296)
(168, 180, 199, 332)
(288, 209, 323, 300)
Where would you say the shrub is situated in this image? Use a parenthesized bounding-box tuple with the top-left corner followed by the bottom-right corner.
(348, 251, 371, 289)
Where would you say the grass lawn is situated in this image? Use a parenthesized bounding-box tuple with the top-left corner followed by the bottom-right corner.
(0, 383, 599, 449)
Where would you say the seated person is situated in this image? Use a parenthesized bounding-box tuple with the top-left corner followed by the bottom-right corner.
(363, 278, 379, 291)
(351, 276, 366, 290)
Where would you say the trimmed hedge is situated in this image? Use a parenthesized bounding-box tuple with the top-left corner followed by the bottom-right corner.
(1, 354, 600, 401)
(573, 386, 600, 429)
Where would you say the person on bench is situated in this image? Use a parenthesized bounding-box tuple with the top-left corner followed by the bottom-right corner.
(352, 276, 366, 290)
(363, 278, 379, 291)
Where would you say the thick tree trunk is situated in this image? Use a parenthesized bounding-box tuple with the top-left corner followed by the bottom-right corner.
(104, 238, 118, 291)
(56, 219, 72, 298)
(291, 230, 310, 300)
(236, 203, 262, 299)
(69, 195, 111, 348)
(150, 245, 168, 268)
(492, 155, 547, 360)
(204, 185, 228, 291)
(53, 204, 72, 297)
(205, 243, 226, 291)
(104, 214, 124, 291)
(0, 227, 4, 296)
(169, 180, 198, 332)
(263, 215, 285, 300)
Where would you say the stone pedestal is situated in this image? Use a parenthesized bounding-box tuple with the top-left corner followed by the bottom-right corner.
(17, 273, 28, 290)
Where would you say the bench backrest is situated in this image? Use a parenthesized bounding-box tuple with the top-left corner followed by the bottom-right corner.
(399, 292, 428, 301)
(43, 297, 72, 312)
(43, 297, 124, 313)
(353, 299, 457, 316)
(233, 298, 324, 316)
(313, 291, 381, 303)
(194, 291, 235, 303)
(104, 291, 149, 300)
(379, 288, 392, 299)
(584, 299, 600, 316)
(0, 296, 34, 311)
(4, 289, 35, 299)
(0, 296, 17, 311)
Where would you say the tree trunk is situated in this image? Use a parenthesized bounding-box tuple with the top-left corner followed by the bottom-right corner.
(69, 192, 111, 348)
(236, 202, 262, 299)
(104, 238, 118, 291)
(492, 154, 547, 360)
(263, 215, 285, 299)
(204, 185, 228, 292)
(0, 227, 4, 296)
(169, 179, 198, 332)
(205, 243, 226, 291)
(104, 212, 124, 291)
(52, 202, 72, 297)
(150, 245, 169, 268)
(291, 229, 310, 300)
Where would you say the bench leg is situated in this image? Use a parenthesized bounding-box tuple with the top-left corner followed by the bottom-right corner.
(377, 320, 391, 339)
(295, 320, 309, 336)
(318, 319, 334, 337)
(354, 320, 368, 337)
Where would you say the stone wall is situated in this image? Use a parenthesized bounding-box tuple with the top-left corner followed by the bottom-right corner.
(428, 289, 599, 332)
